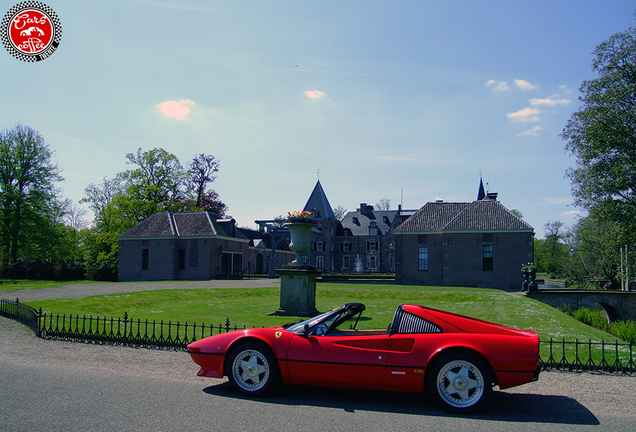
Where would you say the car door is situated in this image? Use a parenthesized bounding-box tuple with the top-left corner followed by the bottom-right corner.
(286, 333, 391, 386)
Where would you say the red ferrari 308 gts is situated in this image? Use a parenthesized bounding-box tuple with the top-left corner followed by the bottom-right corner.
(188, 303, 540, 412)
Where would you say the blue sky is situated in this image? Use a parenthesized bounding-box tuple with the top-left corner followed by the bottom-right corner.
(1, 0, 634, 237)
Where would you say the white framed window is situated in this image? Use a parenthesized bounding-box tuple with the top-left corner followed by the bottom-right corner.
(418, 245, 428, 271)
(342, 256, 350, 269)
(316, 256, 324, 271)
(316, 241, 324, 252)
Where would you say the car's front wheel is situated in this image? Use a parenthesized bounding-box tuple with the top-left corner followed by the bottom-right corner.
(226, 342, 280, 396)
(426, 353, 493, 413)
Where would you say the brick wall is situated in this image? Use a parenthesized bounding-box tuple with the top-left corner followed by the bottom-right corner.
(396, 231, 533, 289)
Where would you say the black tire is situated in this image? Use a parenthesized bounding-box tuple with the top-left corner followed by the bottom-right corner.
(226, 342, 280, 396)
(426, 353, 493, 413)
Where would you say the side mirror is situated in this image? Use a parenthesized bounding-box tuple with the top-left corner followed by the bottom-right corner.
(298, 324, 310, 337)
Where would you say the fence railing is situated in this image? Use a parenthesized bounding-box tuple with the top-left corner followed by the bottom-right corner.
(2, 298, 635, 373)
(1, 298, 246, 350)
(539, 337, 635, 373)
(0, 298, 41, 335)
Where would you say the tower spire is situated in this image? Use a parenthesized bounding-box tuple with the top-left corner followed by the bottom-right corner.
(477, 175, 486, 201)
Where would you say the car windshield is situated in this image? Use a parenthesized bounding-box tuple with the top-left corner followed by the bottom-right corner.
(285, 309, 340, 333)
(285, 303, 365, 336)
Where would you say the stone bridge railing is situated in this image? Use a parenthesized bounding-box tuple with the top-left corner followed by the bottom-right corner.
(526, 290, 636, 322)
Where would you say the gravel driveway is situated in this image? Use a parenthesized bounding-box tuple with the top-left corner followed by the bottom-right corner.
(0, 279, 281, 302)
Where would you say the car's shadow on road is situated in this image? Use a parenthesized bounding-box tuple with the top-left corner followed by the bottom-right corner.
(203, 383, 598, 425)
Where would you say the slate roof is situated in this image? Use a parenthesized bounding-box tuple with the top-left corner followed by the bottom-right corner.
(396, 200, 533, 232)
(119, 212, 223, 238)
(341, 210, 397, 236)
(303, 180, 336, 219)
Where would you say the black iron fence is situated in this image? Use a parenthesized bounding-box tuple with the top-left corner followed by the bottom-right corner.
(539, 337, 635, 373)
(1, 298, 245, 350)
(0, 297, 40, 334)
(2, 298, 635, 374)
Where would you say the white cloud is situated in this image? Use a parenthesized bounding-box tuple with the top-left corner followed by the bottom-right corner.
(529, 96, 570, 106)
(156, 99, 195, 120)
(506, 107, 542, 123)
(514, 79, 539, 90)
(486, 80, 509, 91)
(517, 126, 543, 136)
(305, 90, 326, 99)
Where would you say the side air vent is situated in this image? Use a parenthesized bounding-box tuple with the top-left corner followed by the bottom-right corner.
(397, 312, 442, 334)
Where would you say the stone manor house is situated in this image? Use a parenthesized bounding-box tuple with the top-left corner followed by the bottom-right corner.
(118, 179, 534, 289)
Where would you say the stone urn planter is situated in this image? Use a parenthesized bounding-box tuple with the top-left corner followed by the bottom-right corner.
(276, 212, 319, 316)
(284, 214, 316, 267)
(284, 222, 316, 266)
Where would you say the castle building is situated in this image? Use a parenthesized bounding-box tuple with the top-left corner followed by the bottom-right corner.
(302, 179, 534, 289)
(118, 179, 534, 289)
(302, 181, 410, 273)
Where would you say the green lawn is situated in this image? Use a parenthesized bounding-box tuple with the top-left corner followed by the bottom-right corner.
(24, 283, 621, 343)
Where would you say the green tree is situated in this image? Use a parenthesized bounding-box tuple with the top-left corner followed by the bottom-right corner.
(563, 214, 624, 289)
(0, 125, 63, 275)
(81, 148, 226, 279)
(534, 221, 569, 276)
(561, 24, 636, 239)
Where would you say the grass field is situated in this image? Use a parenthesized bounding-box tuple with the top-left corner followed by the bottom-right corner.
(21, 282, 622, 344)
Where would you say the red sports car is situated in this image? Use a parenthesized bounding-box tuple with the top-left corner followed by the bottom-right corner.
(187, 303, 540, 412)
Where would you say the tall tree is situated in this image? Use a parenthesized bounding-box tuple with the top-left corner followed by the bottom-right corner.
(0, 125, 63, 273)
(188, 154, 219, 206)
(375, 199, 391, 211)
(561, 24, 636, 235)
(333, 205, 347, 221)
(563, 214, 623, 289)
(119, 147, 190, 217)
(80, 148, 226, 279)
(187, 154, 226, 215)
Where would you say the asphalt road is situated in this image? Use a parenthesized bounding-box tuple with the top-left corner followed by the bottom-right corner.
(1, 317, 636, 432)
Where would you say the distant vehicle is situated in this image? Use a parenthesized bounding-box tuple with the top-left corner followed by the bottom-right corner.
(188, 303, 540, 412)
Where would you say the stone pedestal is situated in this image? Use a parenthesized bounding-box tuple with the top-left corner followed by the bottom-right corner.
(276, 267, 320, 317)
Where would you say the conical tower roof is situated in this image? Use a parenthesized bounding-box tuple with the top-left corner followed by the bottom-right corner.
(303, 180, 336, 219)
(477, 177, 486, 200)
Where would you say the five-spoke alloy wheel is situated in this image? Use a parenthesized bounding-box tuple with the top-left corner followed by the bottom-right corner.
(427, 353, 492, 413)
(226, 342, 280, 396)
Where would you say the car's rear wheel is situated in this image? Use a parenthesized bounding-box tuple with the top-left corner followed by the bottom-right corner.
(226, 342, 280, 396)
(427, 353, 492, 413)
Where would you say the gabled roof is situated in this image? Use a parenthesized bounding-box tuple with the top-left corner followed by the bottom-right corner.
(119, 212, 224, 238)
(119, 212, 176, 238)
(396, 200, 533, 232)
(303, 180, 336, 219)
